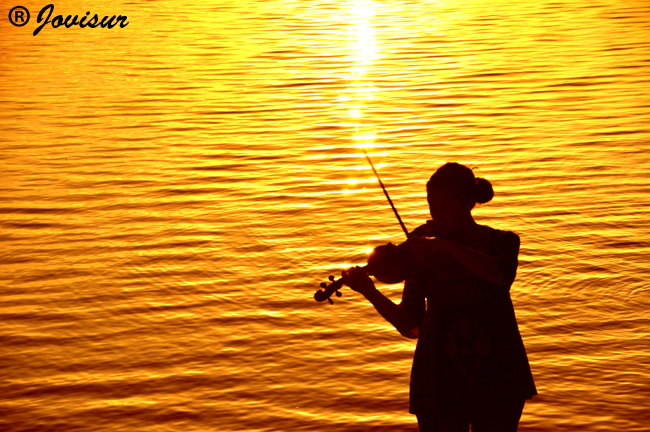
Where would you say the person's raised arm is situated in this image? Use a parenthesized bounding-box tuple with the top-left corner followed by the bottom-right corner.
(438, 238, 507, 285)
(342, 266, 420, 338)
(407, 232, 520, 287)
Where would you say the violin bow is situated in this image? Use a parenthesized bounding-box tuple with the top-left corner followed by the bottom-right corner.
(361, 147, 410, 239)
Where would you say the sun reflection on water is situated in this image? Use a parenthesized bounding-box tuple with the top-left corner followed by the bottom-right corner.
(340, 0, 385, 193)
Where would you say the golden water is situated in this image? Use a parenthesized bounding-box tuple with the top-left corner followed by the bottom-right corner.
(1, 0, 649, 430)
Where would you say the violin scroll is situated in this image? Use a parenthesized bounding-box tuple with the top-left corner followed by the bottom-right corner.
(314, 274, 344, 304)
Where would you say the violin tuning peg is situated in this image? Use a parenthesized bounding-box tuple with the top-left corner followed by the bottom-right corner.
(335, 290, 342, 297)
(329, 275, 335, 281)
(327, 298, 334, 305)
(320, 282, 327, 288)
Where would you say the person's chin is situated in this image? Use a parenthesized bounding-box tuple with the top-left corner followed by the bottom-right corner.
(435, 224, 454, 237)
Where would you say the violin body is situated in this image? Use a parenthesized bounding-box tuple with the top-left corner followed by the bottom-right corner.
(314, 221, 438, 304)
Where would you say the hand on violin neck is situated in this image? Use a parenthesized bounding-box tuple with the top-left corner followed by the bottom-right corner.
(341, 266, 376, 297)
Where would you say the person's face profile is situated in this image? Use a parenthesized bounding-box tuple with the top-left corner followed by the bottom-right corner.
(427, 188, 466, 236)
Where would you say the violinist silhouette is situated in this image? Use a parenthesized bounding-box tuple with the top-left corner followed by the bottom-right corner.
(318, 162, 536, 432)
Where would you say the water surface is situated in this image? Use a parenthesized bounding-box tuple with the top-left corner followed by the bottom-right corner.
(1, 0, 649, 430)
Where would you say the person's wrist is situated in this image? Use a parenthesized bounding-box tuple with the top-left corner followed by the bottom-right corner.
(362, 285, 380, 299)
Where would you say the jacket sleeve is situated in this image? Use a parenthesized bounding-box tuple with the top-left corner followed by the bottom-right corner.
(492, 230, 521, 289)
(399, 276, 426, 338)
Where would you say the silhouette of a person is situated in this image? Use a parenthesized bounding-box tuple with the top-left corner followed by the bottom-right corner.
(342, 162, 536, 432)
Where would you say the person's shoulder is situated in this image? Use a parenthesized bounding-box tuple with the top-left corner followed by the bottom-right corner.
(483, 226, 520, 248)
(491, 227, 519, 238)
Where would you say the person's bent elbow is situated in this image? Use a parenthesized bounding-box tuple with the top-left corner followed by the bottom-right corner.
(396, 312, 420, 339)
(400, 326, 419, 339)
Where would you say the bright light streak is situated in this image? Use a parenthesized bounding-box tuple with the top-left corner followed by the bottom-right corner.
(340, 0, 381, 186)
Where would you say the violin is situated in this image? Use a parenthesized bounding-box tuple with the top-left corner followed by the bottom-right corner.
(314, 221, 437, 304)
(315, 147, 437, 304)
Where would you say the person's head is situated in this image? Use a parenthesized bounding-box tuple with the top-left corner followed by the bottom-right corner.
(426, 162, 494, 235)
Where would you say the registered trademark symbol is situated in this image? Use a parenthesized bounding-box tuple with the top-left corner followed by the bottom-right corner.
(9, 6, 30, 27)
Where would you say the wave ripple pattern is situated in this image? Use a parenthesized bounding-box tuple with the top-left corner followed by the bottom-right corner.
(1, 0, 649, 431)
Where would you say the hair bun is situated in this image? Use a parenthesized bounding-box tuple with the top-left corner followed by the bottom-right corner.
(475, 177, 494, 204)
